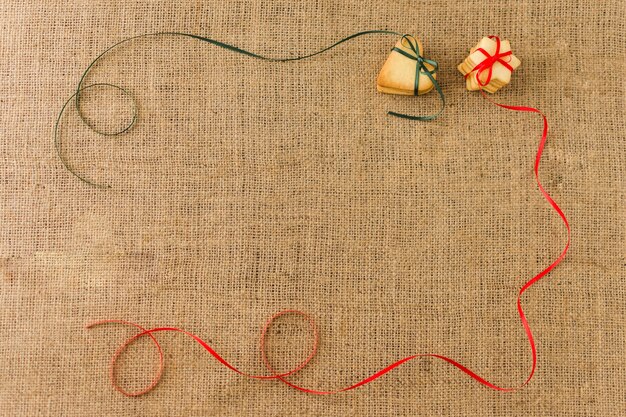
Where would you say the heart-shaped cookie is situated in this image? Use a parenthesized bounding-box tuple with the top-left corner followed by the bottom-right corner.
(376, 36, 436, 96)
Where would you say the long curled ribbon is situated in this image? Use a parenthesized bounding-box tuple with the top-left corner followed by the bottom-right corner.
(78, 31, 568, 395)
(55, 30, 444, 188)
(88, 96, 570, 395)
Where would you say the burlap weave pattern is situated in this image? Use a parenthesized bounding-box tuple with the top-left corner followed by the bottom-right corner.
(0, 1, 624, 416)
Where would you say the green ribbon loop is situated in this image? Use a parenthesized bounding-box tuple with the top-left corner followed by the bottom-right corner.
(386, 35, 445, 121)
(57, 30, 445, 187)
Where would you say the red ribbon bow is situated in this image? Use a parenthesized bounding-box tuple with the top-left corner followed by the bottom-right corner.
(466, 36, 514, 87)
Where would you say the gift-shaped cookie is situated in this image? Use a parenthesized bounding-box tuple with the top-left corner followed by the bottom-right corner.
(377, 35, 437, 96)
(458, 36, 520, 93)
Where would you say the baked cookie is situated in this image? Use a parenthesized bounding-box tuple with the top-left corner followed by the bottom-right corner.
(458, 37, 520, 93)
(377, 36, 436, 96)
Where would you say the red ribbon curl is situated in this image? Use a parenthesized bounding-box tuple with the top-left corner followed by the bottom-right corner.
(87, 50, 570, 395)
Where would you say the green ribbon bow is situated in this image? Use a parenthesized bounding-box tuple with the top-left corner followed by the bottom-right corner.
(388, 34, 445, 121)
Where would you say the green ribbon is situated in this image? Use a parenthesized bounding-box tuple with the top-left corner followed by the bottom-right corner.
(56, 30, 445, 187)
(388, 35, 445, 121)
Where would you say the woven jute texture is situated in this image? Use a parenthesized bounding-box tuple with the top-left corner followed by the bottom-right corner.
(1, 1, 624, 416)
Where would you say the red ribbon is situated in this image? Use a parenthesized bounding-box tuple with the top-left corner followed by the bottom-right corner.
(466, 36, 514, 87)
(87, 92, 570, 396)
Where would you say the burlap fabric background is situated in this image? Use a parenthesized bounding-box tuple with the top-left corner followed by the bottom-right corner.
(1, 1, 624, 416)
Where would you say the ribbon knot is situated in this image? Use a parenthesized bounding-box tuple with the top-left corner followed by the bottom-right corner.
(465, 35, 514, 88)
